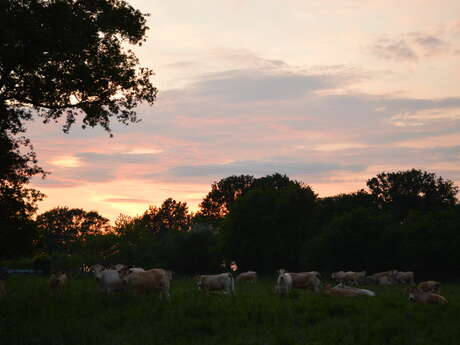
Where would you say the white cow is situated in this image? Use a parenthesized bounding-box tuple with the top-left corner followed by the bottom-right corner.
(275, 269, 293, 295)
(196, 273, 235, 295)
(91, 265, 125, 293)
(334, 283, 375, 296)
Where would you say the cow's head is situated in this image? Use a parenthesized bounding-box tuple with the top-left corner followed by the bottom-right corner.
(406, 286, 419, 302)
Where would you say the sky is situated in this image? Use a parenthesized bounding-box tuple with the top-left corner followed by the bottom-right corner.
(28, 0, 460, 222)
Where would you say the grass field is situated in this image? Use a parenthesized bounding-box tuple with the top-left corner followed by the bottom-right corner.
(1, 275, 459, 345)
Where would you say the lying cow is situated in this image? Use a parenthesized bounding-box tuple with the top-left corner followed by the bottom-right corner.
(275, 269, 292, 296)
(323, 284, 360, 297)
(417, 281, 440, 293)
(407, 286, 447, 304)
(91, 264, 125, 294)
(119, 268, 171, 300)
(289, 272, 321, 292)
(196, 273, 235, 295)
(393, 271, 414, 285)
(236, 271, 257, 284)
(49, 272, 68, 294)
(334, 283, 375, 296)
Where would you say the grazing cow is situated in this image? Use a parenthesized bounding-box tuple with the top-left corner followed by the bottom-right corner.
(49, 272, 68, 294)
(407, 286, 447, 304)
(120, 268, 171, 300)
(236, 271, 257, 284)
(417, 281, 440, 293)
(196, 273, 235, 295)
(334, 283, 375, 296)
(91, 265, 125, 294)
(275, 269, 292, 296)
(289, 272, 321, 292)
(393, 271, 414, 284)
(323, 284, 360, 297)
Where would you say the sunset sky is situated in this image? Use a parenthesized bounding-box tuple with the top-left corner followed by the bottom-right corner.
(28, 0, 460, 222)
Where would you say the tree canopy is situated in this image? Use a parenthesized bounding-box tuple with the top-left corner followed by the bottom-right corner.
(1, 0, 157, 134)
(367, 169, 458, 218)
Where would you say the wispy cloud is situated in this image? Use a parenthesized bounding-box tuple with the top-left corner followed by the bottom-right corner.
(370, 32, 451, 61)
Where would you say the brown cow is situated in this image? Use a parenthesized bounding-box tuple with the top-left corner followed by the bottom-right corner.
(196, 273, 235, 295)
(289, 272, 321, 292)
(417, 281, 440, 293)
(236, 271, 257, 284)
(407, 286, 447, 304)
(120, 268, 171, 300)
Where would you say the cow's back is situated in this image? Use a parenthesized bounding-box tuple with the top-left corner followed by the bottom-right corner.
(128, 269, 169, 294)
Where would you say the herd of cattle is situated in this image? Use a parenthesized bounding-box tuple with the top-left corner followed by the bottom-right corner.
(0, 265, 448, 305)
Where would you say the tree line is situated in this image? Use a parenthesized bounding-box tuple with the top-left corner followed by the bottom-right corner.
(1, 170, 459, 279)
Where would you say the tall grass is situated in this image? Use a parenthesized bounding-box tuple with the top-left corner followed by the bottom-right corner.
(1, 276, 459, 345)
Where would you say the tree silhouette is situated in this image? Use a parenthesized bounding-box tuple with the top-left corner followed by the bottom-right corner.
(1, 0, 157, 134)
(367, 169, 458, 218)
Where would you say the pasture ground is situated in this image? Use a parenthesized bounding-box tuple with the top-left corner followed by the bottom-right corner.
(1, 276, 459, 345)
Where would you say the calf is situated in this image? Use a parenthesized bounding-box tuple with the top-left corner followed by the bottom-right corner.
(196, 273, 235, 295)
(417, 281, 440, 293)
(236, 271, 257, 284)
(275, 269, 292, 296)
(407, 286, 447, 304)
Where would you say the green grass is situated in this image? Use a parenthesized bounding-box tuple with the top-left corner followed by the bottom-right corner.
(1, 276, 459, 345)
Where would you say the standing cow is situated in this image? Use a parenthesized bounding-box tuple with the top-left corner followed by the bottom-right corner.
(120, 268, 172, 300)
(91, 265, 125, 294)
(236, 271, 257, 284)
(289, 272, 321, 292)
(196, 273, 235, 295)
(275, 269, 292, 296)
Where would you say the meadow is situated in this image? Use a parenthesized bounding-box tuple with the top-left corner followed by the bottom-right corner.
(1, 276, 459, 345)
